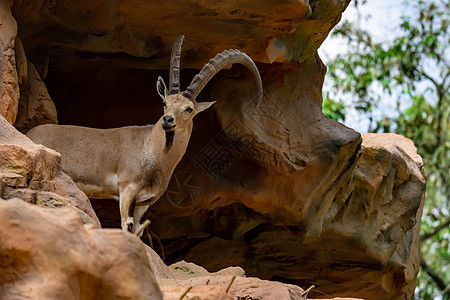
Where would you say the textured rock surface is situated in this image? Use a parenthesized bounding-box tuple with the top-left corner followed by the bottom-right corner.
(14, 59, 58, 133)
(0, 197, 355, 300)
(6, 0, 426, 299)
(146, 249, 362, 300)
(142, 133, 424, 299)
(355, 133, 425, 299)
(0, 114, 99, 226)
(0, 198, 162, 300)
(146, 249, 308, 300)
(11, 0, 349, 69)
(161, 275, 306, 300)
(0, 1, 19, 124)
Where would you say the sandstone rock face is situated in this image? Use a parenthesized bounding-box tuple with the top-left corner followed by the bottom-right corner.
(0, 114, 99, 226)
(0, 198, 162, 300)
(146, 249, 308, 300)
(6, 0, 426, 299)
(0, 1, 19, 124)
(0, 197, 354, 300)
(92, 132, 425, 300)
(161, 275, 306, 300)
(12, 0, 349, 69)
(14, 59, 58, 133)
(145, 133, 425, 300)
(12, 32, 58, 133)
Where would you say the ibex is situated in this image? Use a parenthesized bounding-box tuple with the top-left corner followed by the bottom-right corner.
(27, 36, 263, 236)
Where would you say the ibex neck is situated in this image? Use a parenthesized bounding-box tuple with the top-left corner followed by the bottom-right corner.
(152, 119, 193, 164)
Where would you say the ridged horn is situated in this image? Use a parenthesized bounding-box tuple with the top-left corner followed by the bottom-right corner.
(169, 35, 185, 95)
(183, 49, 263, 103)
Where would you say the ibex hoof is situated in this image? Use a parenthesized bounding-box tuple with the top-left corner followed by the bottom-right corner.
(126, 217, 134, 232)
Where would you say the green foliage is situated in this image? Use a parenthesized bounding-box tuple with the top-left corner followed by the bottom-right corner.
(322, 93, 346, 122)
(398, 92, 449, 299)
(323, 0, 450, 298)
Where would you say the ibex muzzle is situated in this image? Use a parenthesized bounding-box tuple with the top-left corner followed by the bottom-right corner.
(162, 115, 175, 131)
(27, 35, 263, 238)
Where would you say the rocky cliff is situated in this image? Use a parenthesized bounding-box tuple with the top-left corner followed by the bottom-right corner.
(0, 0, 426, 299)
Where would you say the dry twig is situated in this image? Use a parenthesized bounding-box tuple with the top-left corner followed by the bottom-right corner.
(225, 276, 236, 293)
(179, 286, 193, 300)
(301, 285, 315, 298)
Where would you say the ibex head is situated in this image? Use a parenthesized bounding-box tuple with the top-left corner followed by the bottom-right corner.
(156, 77, 215, 132)
(156, 35, 262, 133)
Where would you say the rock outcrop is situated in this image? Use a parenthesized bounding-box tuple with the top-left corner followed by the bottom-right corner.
(147, 252, 309, 300)
(0, 0, 426, 299)
(0, 0, 19, 124)
(14, 58, 58, 133)
(11, 0, 348, 68)
(145, 132, 425, 299)
(0, 198, 162, 300)
(0, 113, 99, 226)
(0, 197, 362, 300)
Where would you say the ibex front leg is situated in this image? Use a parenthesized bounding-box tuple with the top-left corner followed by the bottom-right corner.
(119, 185, 139, 232)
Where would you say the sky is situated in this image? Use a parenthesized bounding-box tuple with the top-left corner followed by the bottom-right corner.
(320, 0, 405, 56)
(318, 0, 408, 132)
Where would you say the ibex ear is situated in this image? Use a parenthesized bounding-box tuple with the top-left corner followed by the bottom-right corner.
(195, 101, 216, 114)
(156, 76, 168, 101)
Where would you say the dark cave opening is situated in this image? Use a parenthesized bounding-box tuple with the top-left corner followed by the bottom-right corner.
(43, 48, 217, 129)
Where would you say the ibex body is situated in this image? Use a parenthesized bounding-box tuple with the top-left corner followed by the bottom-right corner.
(27, 36, 262, 236)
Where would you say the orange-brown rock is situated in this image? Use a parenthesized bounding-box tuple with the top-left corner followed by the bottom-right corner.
(161, 276, 307, 300)
(143, 133, 425, 300)
(0, 197, 356, 300)
(0, 198, 162, 300)
(14, 59, 58, 133)
(0, 1, 19, 124)
(146, 250, 308, 300)
(6, 0, 426, 299)
(0, 114, 99, 226)
(146, 250, 363, 300)
(11, 0, 349, 69)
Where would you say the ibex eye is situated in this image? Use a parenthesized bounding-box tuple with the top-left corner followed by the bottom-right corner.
(185, 107, 193, 113)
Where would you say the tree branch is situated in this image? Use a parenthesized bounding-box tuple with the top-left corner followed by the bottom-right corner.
(442, 70, 450, 88)
(421, 219, 450, 242)
(415, 68, 446, 146)
(420, 71, 440, 89)
(420, 258, 450, 294)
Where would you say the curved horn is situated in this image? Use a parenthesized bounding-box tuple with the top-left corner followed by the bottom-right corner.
(169, 35, 185, 95)
(183, 49, 263, 103)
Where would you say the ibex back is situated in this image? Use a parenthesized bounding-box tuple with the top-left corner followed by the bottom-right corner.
(27, 35, 263, 236)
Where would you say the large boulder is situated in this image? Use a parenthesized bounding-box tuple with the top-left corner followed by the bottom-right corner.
(0, 113, 99, 226)
(0, 198, 162, 299)
(0, 197, 357, 300)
